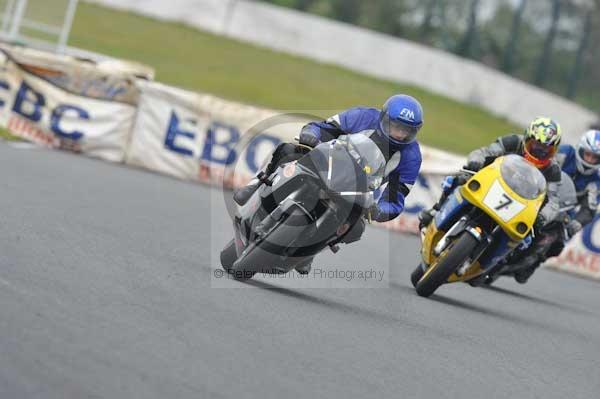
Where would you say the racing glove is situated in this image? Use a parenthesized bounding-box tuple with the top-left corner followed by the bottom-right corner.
(533, 214, 547, 232)
(441, 175, 456, 194)
(298, 129, 321, 148)
(566, 220, 583, 239)
(465, 159, 485, 172)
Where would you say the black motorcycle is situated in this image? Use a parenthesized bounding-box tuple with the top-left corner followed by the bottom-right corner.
(220, 134, 387, 280)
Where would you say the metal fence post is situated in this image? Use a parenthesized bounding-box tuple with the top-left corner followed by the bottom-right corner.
(57, 0, 79, 53)
(8, 0, 27, 41)
(1, 0, 17, 35)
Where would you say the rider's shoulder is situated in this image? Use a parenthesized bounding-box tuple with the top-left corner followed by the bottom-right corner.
(342, 106, 380, 117)
(343, 105, 381, 117)
(339, 107, 380, 128)
(558, 144, 576, 156)
(401, 141, 422, 163)
(497, 134, 523, 152)
(544, 161, 562, 183)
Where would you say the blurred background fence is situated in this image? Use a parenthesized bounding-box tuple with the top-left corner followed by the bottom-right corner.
(259, 0, 599, 112)
(0, 0, 78, 53)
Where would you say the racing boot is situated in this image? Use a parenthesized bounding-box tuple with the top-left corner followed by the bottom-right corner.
(233, 172, 267, 206)
(513, 261, 540, 284)
(418, 208, 437, 230)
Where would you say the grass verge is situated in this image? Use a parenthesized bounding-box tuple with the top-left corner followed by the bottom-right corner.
(0, 128, 19, 141)
(69, 2, 519, 154)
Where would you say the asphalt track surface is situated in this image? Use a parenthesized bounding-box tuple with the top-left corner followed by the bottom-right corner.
(1, 142, 599, 399)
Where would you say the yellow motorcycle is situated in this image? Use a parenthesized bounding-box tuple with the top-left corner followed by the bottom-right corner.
(412, 155, 547, 297)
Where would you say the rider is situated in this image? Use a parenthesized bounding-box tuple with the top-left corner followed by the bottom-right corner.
(233, 95, 424, 271)
(555, 129, 600, 236)
(235, 94, 424, 222)
(419, 117, 563, 283)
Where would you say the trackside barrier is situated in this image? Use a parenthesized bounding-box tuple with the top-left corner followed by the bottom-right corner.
(1, 43, 597, 280)
(0, 43, 152, 162)
(545, 216, 600, 281)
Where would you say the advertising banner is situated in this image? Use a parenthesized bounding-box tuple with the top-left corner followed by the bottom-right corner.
(126, 80, 292, 187)
(544, 215, 600, 280)
(0, 47, 139, 162)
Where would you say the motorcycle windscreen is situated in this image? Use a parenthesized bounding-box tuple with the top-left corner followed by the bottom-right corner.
(499, 154, 546, 199)
(307, 134, 386, 196)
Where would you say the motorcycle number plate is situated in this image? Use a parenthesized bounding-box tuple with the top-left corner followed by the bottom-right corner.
(483, 180, 526, 222)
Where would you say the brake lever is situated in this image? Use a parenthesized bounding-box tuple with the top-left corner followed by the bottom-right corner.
(293, 136, 314, 152)
(459, 168, 477, 175)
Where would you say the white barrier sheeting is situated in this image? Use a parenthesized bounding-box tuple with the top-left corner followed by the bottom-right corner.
(126, 80, 296, 186)
(0, 47, 140, 162)
(544, 216, 600, 280)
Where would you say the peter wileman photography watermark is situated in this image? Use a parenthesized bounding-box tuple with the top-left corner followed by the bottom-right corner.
(210, 111, 392, 288)
(213, 267, 386, 282)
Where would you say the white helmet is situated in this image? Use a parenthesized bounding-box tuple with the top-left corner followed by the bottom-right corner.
(576, 130, 600, 175)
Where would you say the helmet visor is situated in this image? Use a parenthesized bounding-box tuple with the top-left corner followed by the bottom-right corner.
(578, 147, 600, 166)
(380, 113, 419, 144)
(525, 138, 556, 162)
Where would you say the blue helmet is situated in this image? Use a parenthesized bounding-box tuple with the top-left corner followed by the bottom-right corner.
(378, 94, 424, 145)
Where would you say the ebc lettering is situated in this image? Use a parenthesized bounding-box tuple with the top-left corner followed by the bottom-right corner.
(12, 81, 90, 140)
(0, 80, 10, 108)
(201, 121, 239, 165)
(13, 81, 45, 122)
(164, 111, 196, 157)
(51, 105, 90, 140)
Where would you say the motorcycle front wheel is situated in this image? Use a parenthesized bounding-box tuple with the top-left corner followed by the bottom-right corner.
(416, 232, 478, 297)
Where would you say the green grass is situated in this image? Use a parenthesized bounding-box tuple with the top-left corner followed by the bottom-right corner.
(0, 127, 19, 141)
(69, 2, 519, 154)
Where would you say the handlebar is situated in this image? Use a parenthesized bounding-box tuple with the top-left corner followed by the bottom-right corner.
(459, 168, 477, 175)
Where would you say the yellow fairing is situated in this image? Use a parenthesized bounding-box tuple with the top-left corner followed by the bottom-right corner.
(460, 157, 545, 241)
(419, 156, 545, 285)
(421, 223, 445, 266)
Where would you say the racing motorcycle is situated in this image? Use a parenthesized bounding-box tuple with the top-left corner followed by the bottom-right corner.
(220, 134, 388, 281)
(470, 171, 578, 286)
(412, 154, 547, 297)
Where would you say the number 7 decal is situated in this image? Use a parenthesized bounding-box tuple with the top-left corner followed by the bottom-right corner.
(495, 193, 514, 210)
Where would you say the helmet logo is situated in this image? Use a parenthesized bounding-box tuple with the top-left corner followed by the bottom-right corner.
(528, 117, 560, 145)
(399, 108, 415, 122)
(594, 132, 600, 149)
